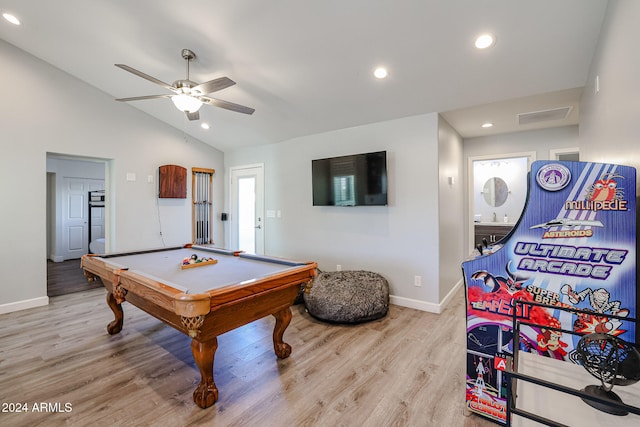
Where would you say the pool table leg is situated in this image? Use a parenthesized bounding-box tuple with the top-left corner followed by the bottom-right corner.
(105, 291, 124, 335)
(191, 338, 219, 409)
(272, 307, 292, 358)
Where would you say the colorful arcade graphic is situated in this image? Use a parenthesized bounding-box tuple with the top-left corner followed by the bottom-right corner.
(462, 160, 637, 424)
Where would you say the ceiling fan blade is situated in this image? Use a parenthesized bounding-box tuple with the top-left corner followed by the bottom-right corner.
(200, 96, 255, 115)
(191, 77, 235, 95)
(115, 64, 177, 93)
(186, 111, 200, 121)
(115, 94, 173, 102)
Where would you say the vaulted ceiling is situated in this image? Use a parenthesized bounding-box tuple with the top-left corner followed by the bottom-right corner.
(0, 1, 608, 152)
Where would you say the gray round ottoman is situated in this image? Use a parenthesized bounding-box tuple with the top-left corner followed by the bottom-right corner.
(303, 270, 389, 324)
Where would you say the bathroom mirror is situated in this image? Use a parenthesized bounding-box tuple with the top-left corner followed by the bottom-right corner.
(482, 177, 509, 207)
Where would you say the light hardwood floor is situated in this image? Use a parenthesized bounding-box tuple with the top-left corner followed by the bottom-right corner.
(0, 286, 495, 427)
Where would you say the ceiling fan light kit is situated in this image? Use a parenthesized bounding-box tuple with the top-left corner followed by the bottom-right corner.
(115, 49, 254, 121)
(171, 94, 202, 113)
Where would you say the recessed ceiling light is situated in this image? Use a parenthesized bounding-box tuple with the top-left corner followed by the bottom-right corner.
(373, 67, 388, 79)
(475, 33, 495, 49)
(481, 122, 494, 128)
(200, 123, 210, 130)
(2, 13, 21, 25)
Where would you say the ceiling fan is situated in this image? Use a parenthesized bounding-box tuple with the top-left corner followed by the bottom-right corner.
(115, 49, 255, 121)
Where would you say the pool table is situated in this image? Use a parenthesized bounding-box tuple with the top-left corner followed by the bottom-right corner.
(81, 245, 317, 408)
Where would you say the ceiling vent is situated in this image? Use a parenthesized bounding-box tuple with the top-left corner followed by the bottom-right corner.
(517, 106, 573, 125)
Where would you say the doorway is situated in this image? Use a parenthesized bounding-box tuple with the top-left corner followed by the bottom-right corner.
(229, 164, 264, 254)
(550, 147, 580, 161)
(467, 152, 536, 253)
(46, 154, 110, 296)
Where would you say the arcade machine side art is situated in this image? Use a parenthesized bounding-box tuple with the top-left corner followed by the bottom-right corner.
(461, 160, 637, 424)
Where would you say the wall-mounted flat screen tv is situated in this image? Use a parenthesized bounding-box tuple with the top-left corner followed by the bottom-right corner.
(312, 151, 387, 206)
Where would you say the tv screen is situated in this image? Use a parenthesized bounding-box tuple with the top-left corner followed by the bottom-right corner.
(312, 151, 387, 206)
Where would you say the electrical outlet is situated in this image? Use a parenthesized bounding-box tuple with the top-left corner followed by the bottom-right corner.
(337, 264, 342, 271)
(414, 275, 422, 286)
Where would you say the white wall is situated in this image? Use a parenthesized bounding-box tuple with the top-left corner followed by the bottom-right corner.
(437, 117, 466, 302)
(579, 0, 640, 182)
(226, 113, 461, 311)
(0, 40, 225, 313)
(464, 125, 579, 162)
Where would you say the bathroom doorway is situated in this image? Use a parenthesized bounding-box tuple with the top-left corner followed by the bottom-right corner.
(468, 152, 536, 253)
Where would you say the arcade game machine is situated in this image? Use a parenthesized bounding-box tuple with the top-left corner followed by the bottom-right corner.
(462, 160, 637, 424)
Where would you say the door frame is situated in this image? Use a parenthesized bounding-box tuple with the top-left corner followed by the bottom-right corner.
(467, 151, 536, 254)
(549, 147, 580, 160)
(228, 163, 265, 253)
(46, 153, 113, 261)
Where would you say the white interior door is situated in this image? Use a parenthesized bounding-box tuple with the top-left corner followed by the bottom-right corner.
(60, 177, 104, 260)
(230, 164, 264, 254)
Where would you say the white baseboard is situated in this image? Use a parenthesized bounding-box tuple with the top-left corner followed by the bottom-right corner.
(390, 279, 463, 314)
(440, 278, 464, 309)
(390, 295, 441, 313)
(0, 296, 49, 314)
(50, 255, 64, 262)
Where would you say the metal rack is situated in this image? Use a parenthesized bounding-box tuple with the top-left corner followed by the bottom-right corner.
(87, 190, 105, 254)
(504, 300, 640, 426)
(192, 168, 214, 245)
